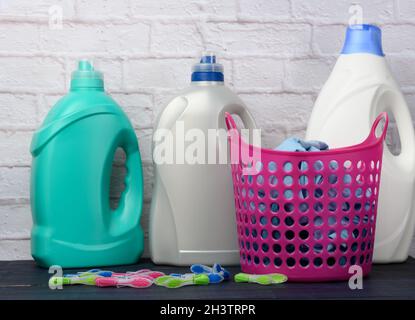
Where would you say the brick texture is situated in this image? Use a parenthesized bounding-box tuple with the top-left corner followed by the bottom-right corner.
(0, 0, 414, 260)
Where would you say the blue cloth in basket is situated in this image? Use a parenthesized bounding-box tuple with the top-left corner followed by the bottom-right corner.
(275, 137, 329, 152)
(275, 138, 329, 199)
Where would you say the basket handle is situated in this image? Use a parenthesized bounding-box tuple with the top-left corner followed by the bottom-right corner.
(369, 112, 389, 142)
(225, 112, 238, 131)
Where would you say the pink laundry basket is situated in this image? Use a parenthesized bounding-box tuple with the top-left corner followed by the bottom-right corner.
(225, 112, 388, 282)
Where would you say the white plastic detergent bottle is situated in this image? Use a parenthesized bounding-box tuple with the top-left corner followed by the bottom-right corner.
(150, 53, 256, 265)
(306, 24, 415, 263)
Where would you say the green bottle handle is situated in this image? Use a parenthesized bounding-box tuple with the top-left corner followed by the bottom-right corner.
(109, 129, 144, 237)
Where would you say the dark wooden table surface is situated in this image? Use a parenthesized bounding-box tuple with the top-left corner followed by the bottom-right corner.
(0, 258, 414, 300)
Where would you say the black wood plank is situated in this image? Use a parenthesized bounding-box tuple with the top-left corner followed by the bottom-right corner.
(0, 258, 414, 300)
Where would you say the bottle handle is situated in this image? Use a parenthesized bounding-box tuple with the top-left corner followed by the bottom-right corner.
(110, 130, 143, 237)
(384, 92, 415, 162)
(238, 107, 256, 131)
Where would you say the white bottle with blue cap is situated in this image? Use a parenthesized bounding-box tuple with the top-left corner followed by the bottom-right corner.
(150, 53, 256, 265)
(306, 24, 415, 263)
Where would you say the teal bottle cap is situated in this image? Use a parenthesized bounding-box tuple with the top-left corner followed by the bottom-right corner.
(70, 60, 104, 90)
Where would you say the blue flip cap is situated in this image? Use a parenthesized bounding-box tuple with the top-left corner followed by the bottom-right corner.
(191, 54, 224, 82)
(341, 24, 384, 56)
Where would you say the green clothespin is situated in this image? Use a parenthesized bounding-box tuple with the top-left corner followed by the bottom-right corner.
(154, 274, 209, 288)
(49, 275, 99, 287)
(234, 273, 288, 285)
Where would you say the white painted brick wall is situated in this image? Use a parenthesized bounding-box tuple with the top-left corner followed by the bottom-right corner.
(233, 58, 284, 89)
(0, 0, 414, 261)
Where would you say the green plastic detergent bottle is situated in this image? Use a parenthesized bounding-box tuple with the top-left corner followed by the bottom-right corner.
(30, 60, 144, 268)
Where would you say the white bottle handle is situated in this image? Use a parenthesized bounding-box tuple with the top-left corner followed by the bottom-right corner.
(375, 88, 415, 173)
